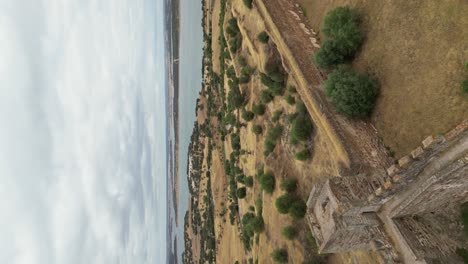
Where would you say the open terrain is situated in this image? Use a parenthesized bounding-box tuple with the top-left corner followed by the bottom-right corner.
(183, 0, 468, 263)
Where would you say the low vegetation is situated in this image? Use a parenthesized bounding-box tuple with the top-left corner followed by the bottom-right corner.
(314, 6, 363, 69)
(259, 172, 275, 193)
(271, 249, 288, 263)
(281, 226, 298, 240)
(257, 31, 269, 43)
(325, 66, 378, 118)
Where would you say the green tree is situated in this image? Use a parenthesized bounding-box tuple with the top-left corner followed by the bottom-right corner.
(259, 172, 275, 193)
(275, 193, 295, 214)
(290, 114, 313, 141)
(282, 226, 298, 240)
(245, 176, 254, 187)
(257, 31, 269, 43)
(322, 6, 363, 56)
(314, 39, 345, 69)
(260, 89, 274, 103)
(242, 110, 255, 121)
(271, 249, 288, 263)
(462, 79, 468, 94)
(252, 125, 263, 135)
(289, 199, 307, 220)
(237, 187, 247, 199)
(325, 66, 378, 118)
(280, 178, 298, 193)
(252, 103, 266, 115)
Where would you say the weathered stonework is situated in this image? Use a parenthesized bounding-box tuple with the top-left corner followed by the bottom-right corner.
(307, 120, 468, 264)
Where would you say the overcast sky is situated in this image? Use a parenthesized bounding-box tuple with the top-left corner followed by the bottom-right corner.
(0, 0, 166, 263)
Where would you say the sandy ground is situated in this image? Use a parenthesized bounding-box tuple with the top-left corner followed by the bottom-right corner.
(298, 0, 468, 157)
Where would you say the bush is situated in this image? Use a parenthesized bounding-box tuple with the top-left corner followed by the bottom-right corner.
(285, 94, 295, 105)
(252, 125, 263, 135)
(238, 56, 247, 66)
(243, 0, 253, 9)
(288, 85, 297, 93)
(462, 79, 468, 94)
(280, 178, 298, 193)
(231, 133, 241, 151)
(325, 66, 378, 118)
(259, 172, 275, 193)
(282, 226, 298, 240)
(242, 110, 255, 121)
(275, 193, 295, 214)
(322, 6, 363, 56)
(271, 110, 283, 122)
(290, 114, 313, 141)
(252, 103, 266, 115)
(461, 202, 468, 236)
(260, 90, 274, 103)
(228, 83, 245, 109)
(245, 176, 254, 187)
(257, 31, 269, 43)
(295, 149, 311, 161)
(314, 39, 346, 69)
(237, 187, 247, 199)
(456, 248, 468, 263)
(240, 67, 252, 84)
(289, 199, 307, 220)
(271, 249, 288, 263)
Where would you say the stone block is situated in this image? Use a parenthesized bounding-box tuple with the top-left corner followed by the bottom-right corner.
(375, 187, 383, 196)
(386, 164, 399, 176)
(411, 147, 424, 159)
(398, 155, 412, 168)
(422, 135, 435, 149)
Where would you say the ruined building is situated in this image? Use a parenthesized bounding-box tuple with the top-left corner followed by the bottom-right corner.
(306, 120, 468, 264)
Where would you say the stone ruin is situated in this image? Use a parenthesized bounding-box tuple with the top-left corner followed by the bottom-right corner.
(306, 120, 468, 264)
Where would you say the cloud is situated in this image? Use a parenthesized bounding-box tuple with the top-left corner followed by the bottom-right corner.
(0, 0, 166, 263)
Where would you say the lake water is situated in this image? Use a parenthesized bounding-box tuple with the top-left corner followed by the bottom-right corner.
(176, 0, 203, 262)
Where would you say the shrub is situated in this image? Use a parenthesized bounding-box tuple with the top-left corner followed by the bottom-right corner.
(289, 199, 307, 220)
(245, 176, 254, 187)
(461, 202, 468, 236)
(259, 172, 275, 193)
(231, 133, 241, 151)
(314, 39, 346, 69)
(250, 216, 265, 233)
(456, 248, 468, 263)
(252, 125, 263, 135)
(237, 187, 247, 199)
(240, 67, 252, 84)
(285, 94, 295, 105)
(295, 149, 311, 161)
(271, 249, 288, 263)
(243, 0, 253, 9)
(238, 56, 247, 66)
(322, 6, 363, 56)
(228, 83, 245, 109)
(275, 193, 295, 214)
(280, 178, 298, 193)
(271, 109, 283, 122)
(462, 79, 468, 94)
(242, 110, 255, 121)
(288, 85, 297, 93)
(257, 31, 269, 43)
(252, 103, 266, 115)
(325, 66, 378, 118)
(260, 89, 274, 103)
(282, 226, 298, 240)
(290, 114, 313, 141)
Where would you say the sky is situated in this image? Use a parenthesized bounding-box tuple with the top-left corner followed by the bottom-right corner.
(0, 0, 167, 263)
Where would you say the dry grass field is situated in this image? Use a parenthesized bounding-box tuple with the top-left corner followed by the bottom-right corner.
(298, 0, 468, 157)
